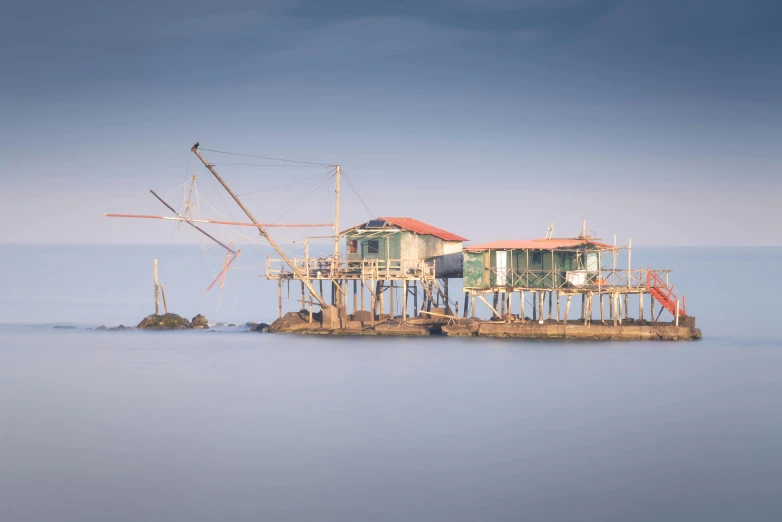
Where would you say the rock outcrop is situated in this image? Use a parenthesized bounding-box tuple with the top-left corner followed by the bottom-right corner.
(250, 322, 271, 333)
(191, 314, 209, 329)
(137, 313, 194, 330)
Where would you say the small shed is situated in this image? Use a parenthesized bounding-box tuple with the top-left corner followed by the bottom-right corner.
(343, 217, 467, 278)
(462, 238, 614, 290)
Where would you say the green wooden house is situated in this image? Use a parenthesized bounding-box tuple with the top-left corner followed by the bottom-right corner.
(342, 217, 467, 278)
(462, 238, 615, 290)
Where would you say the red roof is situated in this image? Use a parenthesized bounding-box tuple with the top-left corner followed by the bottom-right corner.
(342, 217, 467, 242)
(463, 238, 613, 252)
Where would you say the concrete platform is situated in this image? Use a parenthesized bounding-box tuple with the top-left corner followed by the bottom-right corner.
(268, 311, 700, 340)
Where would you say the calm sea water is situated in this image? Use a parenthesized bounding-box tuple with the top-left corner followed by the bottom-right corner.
(1, 245, 781, 521)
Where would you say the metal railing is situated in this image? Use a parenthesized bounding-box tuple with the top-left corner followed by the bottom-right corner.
(467, 267, 670, 292)
(266, 256, 437, 282)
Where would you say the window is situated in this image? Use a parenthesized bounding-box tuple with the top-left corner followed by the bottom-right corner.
(349, 240, 358, 254)
(367, 240, 379, 254)
(531, 252, 542, 264)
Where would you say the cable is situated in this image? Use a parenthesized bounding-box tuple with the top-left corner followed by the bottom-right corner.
(212, 163, 327, 168)
(199, 148, 334, 167)
(342, 170, 374, 218)
(237, 170, 332, 196)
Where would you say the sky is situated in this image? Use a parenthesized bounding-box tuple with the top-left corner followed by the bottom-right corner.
(1, 0, 781, 246)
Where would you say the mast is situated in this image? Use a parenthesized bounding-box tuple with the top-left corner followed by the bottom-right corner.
(191, 144, 329, 308)
(334, 164, 341, 260)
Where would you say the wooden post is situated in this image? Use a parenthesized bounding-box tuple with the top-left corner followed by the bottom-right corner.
(493, 291, 499, 313)
(675, 299, 680, 326)
(471, 294, 476, 319)
(414, 283, 419, 316)
(624, 293, 629, 320)
(613, 293, 618, 326)
(402, 280, 407, 322)
(301, 282, 305, 312)
(153, 258, 160, 315)
(390, 281, 395, 319)
(361, 276, 365, 311)
(444, 278, 449, 314)
(532, 292, 537, 321)
(556, 291, 561, 322)
(564, 295, 571, 323)
(377, 282, 384, 319)
(650, 294, 655, 325)
(353, 280, 357, 314)
(600, 294, 605, 323)
(506, 291, 511, 323)
(520, 290, 525, 322)
(334, 165, 341, 260)
(618, 293, 623, 325)
(160, 283, 168, 315)
(463, 291, 469, 318)
(548, 291, 552, 320)
(580, 294, 585, 320)
(539, 291, 545, 322)
(639, 291, 644, 321)
(278, 278, 282, 319)
(309, 288, 313, 323)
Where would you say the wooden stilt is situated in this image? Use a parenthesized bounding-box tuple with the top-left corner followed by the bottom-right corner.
(675, 300, 680, 326)
(613, 293, 618, 326)
(278, 278, 282, 319)
(361, 277, 365, 311)
(444, 278, 449, 315)
(520, 290, 525, 322)
(548, 291, 553, 320)
(414, 283, 419, 316)
(402, 280, 407, 322)
(353, 280, 357, 314)
(378, 282, 384, 320)
(618, 293, 623, 325)
(153, 258, 160, 315)
(463, 291, 469, 318)
(639, 291, 643, 321)
(160, 283, 168, 315)
(532, 292, 537, 321)
(506, 291, 511, 323)
(301, 282, 305, 312)
(624, 293, 629, 320)
(471, 294, 476, 319)
(390, 281, 395, 319)
(556, 291, 561, 322)
(600, 294, 605, 323)
(564, 295, 571, 323)
(309, 289, 313, 323)
(650, 293, 655, 325)
(539, 291, 544, 322)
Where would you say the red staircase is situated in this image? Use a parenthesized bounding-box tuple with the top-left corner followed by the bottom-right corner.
(646, 269, 687, 317)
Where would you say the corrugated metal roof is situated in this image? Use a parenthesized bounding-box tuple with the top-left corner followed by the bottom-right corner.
(463, 238, 613, 252)
(342, 217, 467, 242)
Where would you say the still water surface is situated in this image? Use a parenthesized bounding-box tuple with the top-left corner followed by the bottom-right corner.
(1, 246, 781, 521)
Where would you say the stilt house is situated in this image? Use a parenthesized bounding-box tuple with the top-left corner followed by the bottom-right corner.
(343, 217, 467, 278)
(462, 238, 615, 290)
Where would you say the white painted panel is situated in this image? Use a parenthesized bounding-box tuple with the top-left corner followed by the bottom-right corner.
(496, 250, 507, 286)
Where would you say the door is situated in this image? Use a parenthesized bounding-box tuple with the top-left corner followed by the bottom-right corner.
(496, 250, 508, 286)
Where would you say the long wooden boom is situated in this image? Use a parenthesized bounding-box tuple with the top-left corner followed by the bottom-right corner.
(191, 144, 330, 309)
(104, 214, 332, 228)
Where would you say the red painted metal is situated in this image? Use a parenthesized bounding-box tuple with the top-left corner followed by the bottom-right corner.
(341, 217, 467, 242)
(647, 268, 687, 317)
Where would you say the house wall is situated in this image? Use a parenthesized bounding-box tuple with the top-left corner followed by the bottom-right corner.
(465, 246, 603, 289)
(345, 232, 401, 261)
(347, 229, 464, 277)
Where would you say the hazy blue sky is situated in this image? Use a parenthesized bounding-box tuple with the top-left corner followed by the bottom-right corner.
(2, 0, 780, 246)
